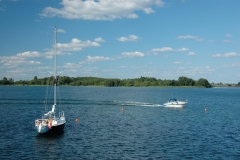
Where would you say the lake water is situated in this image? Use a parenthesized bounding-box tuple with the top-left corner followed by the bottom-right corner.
(0, 86, 240, 159)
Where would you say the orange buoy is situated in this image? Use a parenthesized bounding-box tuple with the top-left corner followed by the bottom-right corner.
(75, 118, 79, 123)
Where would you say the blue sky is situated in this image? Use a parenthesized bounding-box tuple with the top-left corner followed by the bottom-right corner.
(0, 0, 239, 83)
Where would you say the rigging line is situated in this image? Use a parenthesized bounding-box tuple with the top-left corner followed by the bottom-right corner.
(44, 29, 56, 113)
(45, 62, 54, 113)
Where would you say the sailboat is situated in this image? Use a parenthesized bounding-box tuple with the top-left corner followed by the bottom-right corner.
(35, 26, 66, 134)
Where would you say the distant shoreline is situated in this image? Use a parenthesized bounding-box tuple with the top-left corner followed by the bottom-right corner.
(1, 85, 239, 88)
(1, 76, 214, 88)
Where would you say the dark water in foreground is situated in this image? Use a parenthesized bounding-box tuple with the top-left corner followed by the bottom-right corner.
(0, 86, 240, 159)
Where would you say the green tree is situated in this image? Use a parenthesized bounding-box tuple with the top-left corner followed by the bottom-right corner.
(197, 78, 212, 88)
(178, 76, 195, 86)
(1, 77, 8, 85)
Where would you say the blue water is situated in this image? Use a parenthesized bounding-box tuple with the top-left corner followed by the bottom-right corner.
(0, 86, 240, 159)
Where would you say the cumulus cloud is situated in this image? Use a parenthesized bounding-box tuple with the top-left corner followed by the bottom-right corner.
(208, 40, 215, 43)
(57, 29, 66, 33)
(223, 40, 234, 43)
(188, 52, 196, 56)
(178, 48, 189, 51)
(121, 51, 144, 58)
(212, 52, 240, 58)
(116, 35, 141, 42)
(177, 35, 203, 41)
(174, 62, 182, 64)
(151, 47, 173, 52)
(29, 60, 41, 65)
(17, 51, 41, 57)
(0, 50, 45, 73)
(0, 3, 6, 11)
(57, 38, 101, 52)
(63, 63, 81, 68)
(225, 34, 232, 37)
(0, 55, 41, 68)
(94, 37, 105, 42)
(83, 56, 111, 63)
(151, 47, 189, 52)
(40, 0, 164, 21)
(0, 36, 105, 71)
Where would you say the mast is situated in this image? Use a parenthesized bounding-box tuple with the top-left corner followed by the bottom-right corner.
(54, 26, 57, 106)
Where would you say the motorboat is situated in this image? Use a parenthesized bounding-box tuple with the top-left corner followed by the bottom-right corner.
(163, 98, 187, 108)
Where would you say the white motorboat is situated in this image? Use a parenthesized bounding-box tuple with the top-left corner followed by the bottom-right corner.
(35, 26, 66, 134)
(163, 98, 187, 108)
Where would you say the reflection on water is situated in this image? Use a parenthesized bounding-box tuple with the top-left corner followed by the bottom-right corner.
(33, 132, 65, 159)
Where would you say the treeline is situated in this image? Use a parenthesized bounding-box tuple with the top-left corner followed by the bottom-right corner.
(1, 76, 213, 88)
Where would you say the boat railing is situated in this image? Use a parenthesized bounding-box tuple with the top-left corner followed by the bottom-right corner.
(59, 111, 65, 118)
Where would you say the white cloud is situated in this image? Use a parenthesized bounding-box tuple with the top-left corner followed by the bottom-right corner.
(94, 37, 105, 42)
(143, 8, 155, 14)
(0, 54, 41, 68)
(208, 40, 215, 43)
(0, 36, 105, 79)
(121, 51, 144, 58)
(211, 54, 222, 57)
(29, 60, 41, 65)
(188, 52, 196, 56)
(178, 47, 189, 51)
(57, 38, 101, 52)
(152, 47, 173, 52)
(177, 35, 203, 41)
(174, 62, 182, 64)
(0, 56, 24, 68)
(63, 63, 81, 68)
(223, 40, 234, 43)
(40, 0, 164, 21)
(151, 47, 189, 52)
(225, 34, 232, 37)
(85, 56, 111, 63)
(57, 29, 66, 33)
(163, 66, 215, 78)
(116, 35, 141, 42)
(0, 2, 6, 11)
(212, 52, 240, 58)
(17, 51, 41, 57)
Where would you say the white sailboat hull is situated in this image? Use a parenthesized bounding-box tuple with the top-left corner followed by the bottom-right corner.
(36, 124, 49, 133)
(35, 118, 66, 134)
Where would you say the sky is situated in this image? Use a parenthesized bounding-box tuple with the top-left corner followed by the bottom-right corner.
(0, 0, 240, 84)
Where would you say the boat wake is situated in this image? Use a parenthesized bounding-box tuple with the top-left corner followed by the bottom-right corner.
(0, 98, 162, 107)
(116, 101, 163, 107)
